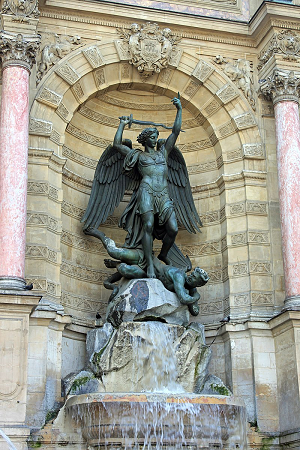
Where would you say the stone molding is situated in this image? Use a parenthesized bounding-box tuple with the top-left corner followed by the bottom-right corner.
(0, 31, 40, 71)
(260, 69, 300, 105)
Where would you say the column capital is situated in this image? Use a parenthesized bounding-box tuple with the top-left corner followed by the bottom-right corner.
(260, 69, 300, 105)
(0, 31, 40, 71)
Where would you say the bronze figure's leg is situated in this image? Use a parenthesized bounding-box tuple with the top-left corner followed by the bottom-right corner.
(158, 211, 178, 265)
(141, 211, 156, 278)
(118, 263, 146, 279)
(84, 228, 140, 265)
(103, 272, 122, 302)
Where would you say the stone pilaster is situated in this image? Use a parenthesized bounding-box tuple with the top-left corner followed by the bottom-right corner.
(0, 31, 40, 290)
(261, 70, 300, 310)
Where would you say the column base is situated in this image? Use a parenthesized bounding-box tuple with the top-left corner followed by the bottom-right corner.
(283, 295, 300, 311)
(0, 276, 32, 290)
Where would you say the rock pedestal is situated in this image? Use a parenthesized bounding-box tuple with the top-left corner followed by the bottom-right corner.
(106, 278, 190, 327)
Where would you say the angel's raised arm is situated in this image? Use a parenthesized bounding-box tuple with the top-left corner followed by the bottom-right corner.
(164, 94, 182, 156)
(113, 116, 132, 156)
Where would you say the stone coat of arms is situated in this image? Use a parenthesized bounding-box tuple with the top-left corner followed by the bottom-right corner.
(117, 22, 181, 78)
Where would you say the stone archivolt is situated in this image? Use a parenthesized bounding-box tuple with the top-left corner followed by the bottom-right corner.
(260, 69, 300, 104)
(0, 31, 40, 70)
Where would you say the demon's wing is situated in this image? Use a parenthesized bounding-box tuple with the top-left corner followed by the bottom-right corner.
(81, 144, 140, 230)
(167, 145, 202, 233)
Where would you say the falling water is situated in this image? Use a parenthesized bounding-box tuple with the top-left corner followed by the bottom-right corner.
(0, 429, 18, 450)
(65, 321, 248, 449)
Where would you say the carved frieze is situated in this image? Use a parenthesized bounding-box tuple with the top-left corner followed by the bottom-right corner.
(116, 22, 181, 79)
(61, 259, 109, 284)
(258, 30, 300, 71)
(93, 67, 106, 89)
(216, 83, 238, 105)
(37, 34, 81, 83)
(260, 69, 300, 105)
(233, 113, 256, 130)
(242, 143, 264, 159)
(0, 31, 40, 70)
(1, 0, 40, 19)
(56, 103, 71, 122)
(55, 62, 80, 85)
(214, 55, 256, 109)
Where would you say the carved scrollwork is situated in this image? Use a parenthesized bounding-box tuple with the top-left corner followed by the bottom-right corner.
(1, 0, 40, 19)
(214, 55, 256, 110)
(116, 22, 181, 79)
(258, 30, 300, 71)
(0, 31, 40, 71)
(260, 69, 300, 105)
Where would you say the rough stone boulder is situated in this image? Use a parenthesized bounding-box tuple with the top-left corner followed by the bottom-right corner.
(106, 278, 190, 327)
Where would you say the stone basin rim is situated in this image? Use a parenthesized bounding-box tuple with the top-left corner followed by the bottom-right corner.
(66, 392, 245, 408)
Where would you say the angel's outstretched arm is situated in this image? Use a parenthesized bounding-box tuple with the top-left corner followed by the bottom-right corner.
(113, 116, 132, 156)
(164, 94, 182, 156)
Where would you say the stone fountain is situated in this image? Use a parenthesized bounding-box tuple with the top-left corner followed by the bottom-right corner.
(35, 99, 248, 449)
(49, 278, 248, 450)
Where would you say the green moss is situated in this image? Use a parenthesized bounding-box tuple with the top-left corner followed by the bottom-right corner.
(209, 383, 230, 396)
(70, 375, 94, 393)
(260, 436, 275, 450)
(27, 437, 42, 448)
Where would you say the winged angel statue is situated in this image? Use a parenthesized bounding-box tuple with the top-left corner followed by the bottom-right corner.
(82, 94, 202, 281)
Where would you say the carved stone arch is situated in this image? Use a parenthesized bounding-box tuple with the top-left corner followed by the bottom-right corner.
(29, 42, 262, 161)
(27, 42, 265, 324)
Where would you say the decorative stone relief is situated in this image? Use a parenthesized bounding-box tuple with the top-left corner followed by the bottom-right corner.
(29, 118, 52, 136)
(260, 69, 300, 105)
(1, 0, 39, 19)
(232, 262, 248, 276)
(66, 123, 111, 148)
(71, 81, 84, 102)
(62, 145, 97, 169)
(61, 230, 106, 254)
(251, 292, 273, 304)
(214, 55, 256, 109)
(61, 200, 85, 220)
(25, 244, 59, 264)
(184, 80, 201, 98)
(37, 34, 81, 83)
(192, 59, 214, 83)
(82, 46, 104, 68)
(61, 259, 109, 284)
(188, 160, 217, 174)
(61, 291, 100, 314)
(218, 120, 236, 138)
(55, 62, 80, 85)
(36, 87, 62, 108)
(26, 211, 60, 233)
(56, 102, 71, 122)
(248, 231, 269, 244)
(249, 262, 272, 275)
(233, 112, 256, 130)
(0, 31, 40, 70)
(93, 68, 106, 89)
(216, 83, 238, 104)
(116, 22, 181, 79)
(234, 294, 249, 306)
(178, 139, 212, 152)
(231, 233, 247, 246)
(242, 143, 264, 159)
(50, 129, 61, 145)
(258, 30, 300, 71)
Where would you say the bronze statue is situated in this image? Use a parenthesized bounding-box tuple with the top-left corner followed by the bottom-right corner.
(82, 93, 202, 278)
(84, 229, 209, 316)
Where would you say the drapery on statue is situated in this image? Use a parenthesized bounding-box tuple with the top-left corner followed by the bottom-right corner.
(82, 93, 202, 279)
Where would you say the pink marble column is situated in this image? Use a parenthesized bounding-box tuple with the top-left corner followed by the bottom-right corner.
(0, 32, 40, 290)
(0, 66, 29, 289)
(261, 70, 300, 309)
(274, 100, 300, 306)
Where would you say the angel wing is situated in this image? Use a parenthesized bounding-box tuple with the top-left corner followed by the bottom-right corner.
(167, 146, 202, 233)
(81, 144, 140, 230)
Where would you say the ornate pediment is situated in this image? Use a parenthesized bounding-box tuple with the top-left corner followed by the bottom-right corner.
(116, 22, 182, 79)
